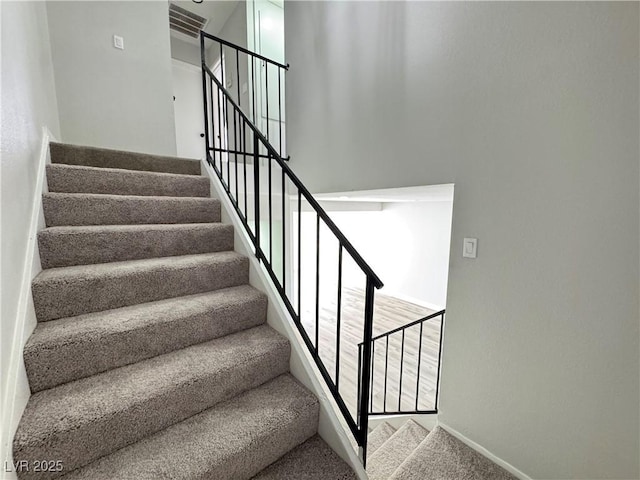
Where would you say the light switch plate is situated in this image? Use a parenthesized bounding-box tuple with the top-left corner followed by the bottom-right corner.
(113, 35, 124, 50)
(463, 238, 477, 258)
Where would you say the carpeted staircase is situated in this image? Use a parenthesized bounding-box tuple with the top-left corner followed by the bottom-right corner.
(12, 142, 356, 480)
(367, 420, 517, 480)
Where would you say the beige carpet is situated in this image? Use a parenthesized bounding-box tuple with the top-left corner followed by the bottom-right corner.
(13, 142, 356, 480)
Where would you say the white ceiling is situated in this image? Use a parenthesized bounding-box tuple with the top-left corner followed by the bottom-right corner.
(170, 0, 240, 45)
(315, 184, 455, 203)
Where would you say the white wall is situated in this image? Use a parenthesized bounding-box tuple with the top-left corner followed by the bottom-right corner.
(46, 1, 177, 156)
(285, 2, 639, 479)
(377, 201, 452, 309)
(247, 0, 285, 151)
(0, 1, 60, 475)
(171, 60, 205, 159)
(219, 0, 248, 108)
(321, 201, 453, 309)
(170, 36, 200, 68)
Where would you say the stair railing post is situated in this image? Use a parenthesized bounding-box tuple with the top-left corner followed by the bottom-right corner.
(253, 132, 260, 259)
(358, 277, 375, 467)
(200, 33, 210, 165)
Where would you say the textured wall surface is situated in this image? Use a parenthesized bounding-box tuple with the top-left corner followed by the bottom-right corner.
(47, 1, 177, 156)
(285, 2, 639, 478)
(1, 1, 61, 474)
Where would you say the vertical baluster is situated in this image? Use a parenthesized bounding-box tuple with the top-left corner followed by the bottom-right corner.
(226, 98, 230, 190)
(278, 68, 282, 157)
(369, 341, 375, 413)
(235, 51, 241, 205)
(358, 278, 375, 466)
(268, 153, 273, 265)
(297, 191, 302, 321)
(434, 312, 445, 411)
(398, 329, 405, 412)
(281, 170, 286, 291)
(251, 57, 256, 125)
(220, 44, 226, 178)
(243, 122, 247, 219)
(357, 343, 362, 420)
(335, 244, 343, 390)
(383, 336, 389, 413)
(216, 78, 222, 175)
(220, 43, 225, 88)
(209, 77, 216, 171)
(265, 62, 269, 140)
(200, 34, 210, 166)
(234, 110, 238, 202)
(314, 213, 320, 352)
(415, 322, 424, 411)
(253, 133, 260, 258)
(236, 49, 240, 107)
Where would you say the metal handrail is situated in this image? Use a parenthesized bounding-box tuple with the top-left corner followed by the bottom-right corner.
(361, 309, 445, 345)
(358, 310, 445, 417)
(200, 32, 382, 465)
(203, 63, 383, 289)
(201, 31, 289, 70)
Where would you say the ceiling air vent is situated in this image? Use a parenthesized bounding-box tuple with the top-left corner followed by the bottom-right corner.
(169, 3, 208, 38)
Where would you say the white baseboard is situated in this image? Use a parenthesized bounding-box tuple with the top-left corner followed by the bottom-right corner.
(437, 422, 532, 480)
(383, 290, 445, 313)
(201, 160, 368, 480)
(1, 128, 54, 480)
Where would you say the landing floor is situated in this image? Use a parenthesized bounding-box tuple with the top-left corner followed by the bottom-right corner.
(299, 287, 442, 418)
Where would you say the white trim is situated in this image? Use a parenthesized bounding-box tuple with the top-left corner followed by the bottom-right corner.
(368, 413, 438, 433)
(201, 159, 367, 480)
(436, 422, 532, 480)
(383, 290, 445, 313)
(1, 128, 55, 478)
(315, 199, 383, 213)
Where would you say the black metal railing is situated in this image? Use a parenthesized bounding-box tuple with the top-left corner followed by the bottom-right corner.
(358, 310, 445, 416)
(200, 31, 288, 161)
(200, 31, 383, 464)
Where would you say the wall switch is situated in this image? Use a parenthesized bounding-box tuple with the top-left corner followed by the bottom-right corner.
(242, 82, 248, 94)
(463, 238, 477, 258)
(113, 35, 124, 50)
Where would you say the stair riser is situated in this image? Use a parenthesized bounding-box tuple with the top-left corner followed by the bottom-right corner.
(14, 342, 291, 480)
(25, 292, 268, 392)
(38, 225, 234, 268)
(50, 143, 201, 175)
(32, 256, 249, 322)
(207, 403, 318, 480)
(52, 376, 319, 480)
(46, 164, 210, 197)
(43, 194, 220, 227)
(367, 420, 429, 480)
(251, 436, 357, 480)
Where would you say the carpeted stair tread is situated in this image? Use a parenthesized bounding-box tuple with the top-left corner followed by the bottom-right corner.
(389, 426, 517, 480)
(58, 374, 319, 480)
(251, 435, 357, 479)
(38, 223, 233, 268)
(43, 192, 220, 226)
(25, 285, 267, 392)
(14, 325, 290, 480)
(32, 251, 249, 322)
(367, 419, 429, 480)
(50, 142, 201, 175)
(368, 421, 397, 455)
(46, 163, 210, 197)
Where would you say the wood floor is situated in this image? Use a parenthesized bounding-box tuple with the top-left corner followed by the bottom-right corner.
(299, 287, 443, 420)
